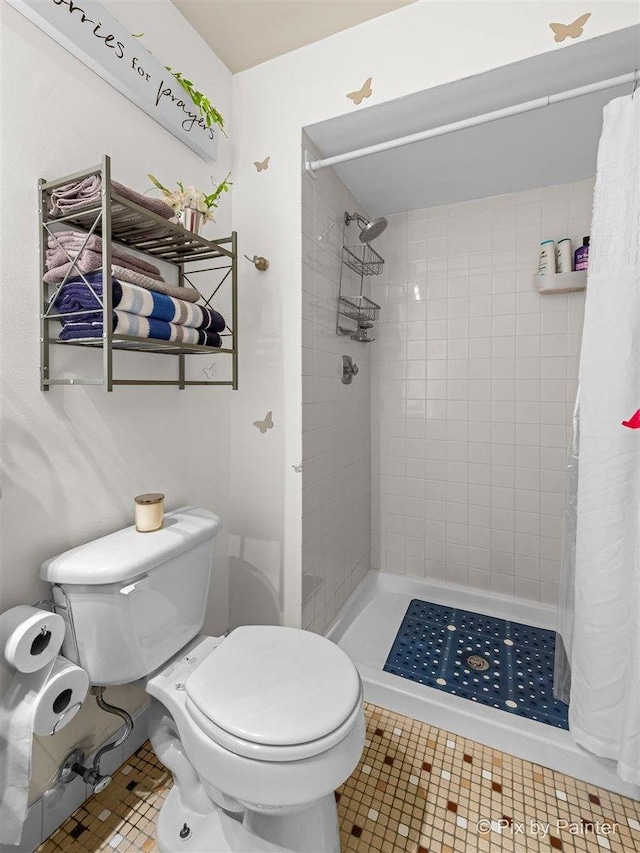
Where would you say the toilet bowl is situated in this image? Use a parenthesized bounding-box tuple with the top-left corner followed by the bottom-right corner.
(146, 630, 365, 852)
(40, 508, 365, 853)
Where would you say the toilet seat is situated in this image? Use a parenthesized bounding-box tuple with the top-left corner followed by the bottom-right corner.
(184, 689, 363, 761)
(184, 625, 362, 761)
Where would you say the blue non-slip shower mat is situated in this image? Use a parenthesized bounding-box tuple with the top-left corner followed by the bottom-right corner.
(383, 599, 569, 729)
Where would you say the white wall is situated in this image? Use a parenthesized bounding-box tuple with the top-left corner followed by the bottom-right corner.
(371, 179, 592, 605)
(230, 2, 640, 630)
(301, 135, 371, 635)
(1, 0, 232, 801)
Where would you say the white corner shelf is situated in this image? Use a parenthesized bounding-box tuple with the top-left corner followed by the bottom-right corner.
(534, 270, 587, 294)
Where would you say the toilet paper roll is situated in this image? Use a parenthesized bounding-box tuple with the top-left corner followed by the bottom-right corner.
(1, 605, 65, 672)
(32, 655, 89, 735)
(0, 656, 89, 846)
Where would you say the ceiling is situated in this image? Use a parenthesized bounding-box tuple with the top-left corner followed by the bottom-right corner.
(172, 0, 417, 73)
(304, 27, 640, 215)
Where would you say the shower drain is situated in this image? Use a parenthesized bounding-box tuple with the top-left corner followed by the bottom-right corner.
(466, 654, 490, 672)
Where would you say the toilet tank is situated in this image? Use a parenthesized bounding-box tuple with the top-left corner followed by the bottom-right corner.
(40, 507, 221, 685)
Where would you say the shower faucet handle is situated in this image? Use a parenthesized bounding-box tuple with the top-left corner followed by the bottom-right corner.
(342, 355, 359, 384)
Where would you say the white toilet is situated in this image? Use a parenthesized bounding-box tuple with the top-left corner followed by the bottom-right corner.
(41, 507, 365, 853)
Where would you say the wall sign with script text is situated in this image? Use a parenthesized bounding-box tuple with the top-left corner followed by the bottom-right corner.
(7, 0, 220, 162)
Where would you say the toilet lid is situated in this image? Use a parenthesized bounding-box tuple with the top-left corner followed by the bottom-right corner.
(185, 626, 361, 746)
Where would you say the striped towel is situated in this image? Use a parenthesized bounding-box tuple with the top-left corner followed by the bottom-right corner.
(59, 310, 222, 348)
(53, 273, 225, 332)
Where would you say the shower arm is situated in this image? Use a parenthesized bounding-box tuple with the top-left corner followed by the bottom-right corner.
(344, 212, 367, 229)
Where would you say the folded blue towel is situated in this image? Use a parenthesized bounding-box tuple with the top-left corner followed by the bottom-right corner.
(53, 271, 226, 333)
(59, 310, 222, 348)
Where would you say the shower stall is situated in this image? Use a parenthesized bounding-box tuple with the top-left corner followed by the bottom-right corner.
(301, 27, 640, 799)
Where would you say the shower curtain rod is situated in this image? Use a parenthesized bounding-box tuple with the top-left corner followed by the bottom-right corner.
(305, 71, 638, 175)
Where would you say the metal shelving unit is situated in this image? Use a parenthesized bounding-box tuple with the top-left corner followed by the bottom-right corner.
(39, 155, 238, 391)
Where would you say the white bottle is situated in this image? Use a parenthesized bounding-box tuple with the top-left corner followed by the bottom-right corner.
(556, 238, 573, 273)
(538, 240, 556, 275)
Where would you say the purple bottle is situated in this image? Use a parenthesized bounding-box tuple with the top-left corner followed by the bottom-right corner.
(574, 236, 590, 271)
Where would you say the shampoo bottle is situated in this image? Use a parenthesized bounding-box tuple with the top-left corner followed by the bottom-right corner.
(556, 238, 573, 272)
(538, 240, 556, 275)
(574, 236, 590, 271)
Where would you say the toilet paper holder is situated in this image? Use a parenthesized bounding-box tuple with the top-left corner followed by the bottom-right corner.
(50, 702, 84, 736)
(33, 584, 81, 667)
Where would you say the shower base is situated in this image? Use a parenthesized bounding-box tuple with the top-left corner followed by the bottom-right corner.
(326, 570, 640, 799)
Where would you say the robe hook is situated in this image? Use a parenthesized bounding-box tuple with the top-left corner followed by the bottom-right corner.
(244, 254, 269, 271)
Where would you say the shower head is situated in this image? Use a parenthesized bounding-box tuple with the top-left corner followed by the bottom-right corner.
(360, 216, 388, 243)
(345, 212, 388, 243)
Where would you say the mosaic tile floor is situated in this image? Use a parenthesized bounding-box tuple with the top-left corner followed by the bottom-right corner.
(37, 741, 166, 853)
(38, 703, 640, 853)
(384, 599, 569, 729)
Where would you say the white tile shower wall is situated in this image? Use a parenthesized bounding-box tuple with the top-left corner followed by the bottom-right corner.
(370, 179, 593, 606)
(301, 136, 371, 633)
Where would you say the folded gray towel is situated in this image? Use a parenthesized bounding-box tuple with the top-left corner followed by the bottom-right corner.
(111, 266, 202, 303)
(44, 254, 159, 285)
(49, 175, 174, 220)
(46, 231, 162, 278)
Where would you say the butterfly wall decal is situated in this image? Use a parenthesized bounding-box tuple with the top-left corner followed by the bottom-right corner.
(347, 77, 372, 106)
(254, 156, 270, 172)
(253, 411, 274, 433)
(292, 463, 303, 473)
(549, 13, 591, 43)
(622, 409, 640, 429)
(202, 362, 217, 380)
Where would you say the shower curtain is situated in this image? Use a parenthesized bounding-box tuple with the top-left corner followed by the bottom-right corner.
(556, 92, 640, 786)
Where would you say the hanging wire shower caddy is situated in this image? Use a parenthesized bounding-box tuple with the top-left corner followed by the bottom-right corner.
(339, 294, 380, 324)
(342, 242, 385, 278)
(337, 216, 383, 342)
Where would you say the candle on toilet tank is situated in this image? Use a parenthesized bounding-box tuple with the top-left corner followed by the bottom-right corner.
(134, 493, 165, 532)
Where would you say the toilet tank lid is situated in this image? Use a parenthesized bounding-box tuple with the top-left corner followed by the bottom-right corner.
(40, 507, 221, 585)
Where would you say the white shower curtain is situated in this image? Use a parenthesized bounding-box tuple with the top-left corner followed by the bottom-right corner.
(561, 93, 640, 786)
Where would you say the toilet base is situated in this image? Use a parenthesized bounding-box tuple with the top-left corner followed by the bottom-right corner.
(156, 785, 341, 853)
(156, 786, 274, 853)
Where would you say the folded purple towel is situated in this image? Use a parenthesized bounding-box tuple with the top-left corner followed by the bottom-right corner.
(49, 175, 174, 220)
(44, 231, 164, 285)
(47, 231, 162, 276)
